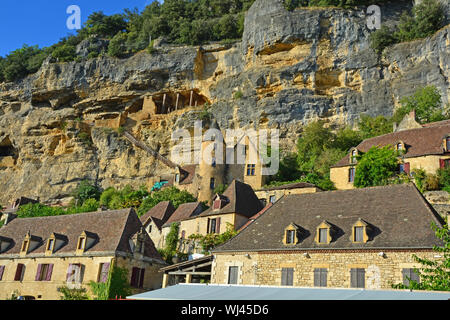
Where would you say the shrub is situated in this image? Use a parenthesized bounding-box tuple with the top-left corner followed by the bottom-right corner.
(233, 91, 243, 100)
(73, 180, 101, 206)
(108, 32, 129, 58)
(58, 286, 90, 300)
(369, 25, 398, 55)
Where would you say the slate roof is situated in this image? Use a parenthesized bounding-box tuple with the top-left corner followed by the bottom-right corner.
(179, 165, 197, 185)
(200, 180, 265, 219)
(140, 201, 176, 230)
(0, 208, 163, 262)
(163, 202, 204, 227)
(333, 123, 450, 167)
(214, 184, 445, 252)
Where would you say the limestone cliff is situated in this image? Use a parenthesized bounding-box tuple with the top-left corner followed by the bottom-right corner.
(0, 0, 448, 204)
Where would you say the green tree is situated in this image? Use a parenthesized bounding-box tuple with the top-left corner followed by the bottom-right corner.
(189, 223, 238, 254)
(83, 12, 128, 39)
(392, 220, 449, 291)
(369, 25, 398, 55)
(393, 86, 445, 124)
(108, 32, 129, 58)
(58, 286, 90, 300)
(73, 180, 101, 206)
(89, 266, 132, 300)
(159, 222, 180, 263)
(137, 187, 196, 216)
(354, 146, 399, 188)
(358, 114, 393, 139)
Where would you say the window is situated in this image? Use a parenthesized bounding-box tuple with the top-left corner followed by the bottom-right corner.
(181, 230, 186, 239)
(0, 265, 5, 281)
(351, 149, 358, 163)
(212, 158, 216, 168)
(348, 167, 355, 183)
(208, 218, 221, 234)
(66, 264, 83, 284)
(314, 268, 328, 287)
(354, 227, 364, 242)
(269, 195, 276, 204)
(286, 230, 296, 244)
(175, 174, 180, 183)
(47, 239, 55, 252)
(402, 268, 420, 287)
(350, 268, 365, 288)
(398, 163, 405, 173)
(21, 240, 29, 253)
(78, 237, 86, 250)
(397, 143, 403, 151)
(98, 263, 111, 283)
(281, 268, 294, 286)
(441, 159, 450, 168)
(318, 228, 328, 244)
(210, 178, 215, 190)
(246, 164, 256, 176)
(14, 264, 25, 281)
(228, 266, 239, 284)
(35, 264, 53, 282)
(446, 137, 450, 151)
(131, 267, 145, 288)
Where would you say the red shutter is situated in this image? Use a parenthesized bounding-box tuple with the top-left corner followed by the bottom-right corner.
(35, 264, 42, 281)
(207, 219, 210, 234)
(46, 264, 54, 281)
(130, 267, 139, 287)
(404, 162, 411, 174)
(138, 268, 145, 288)
(440, 159, 445, 168)
(14, 264, 24, 281)
(0, 266, 5, 281)
(216, 218, 221, 234)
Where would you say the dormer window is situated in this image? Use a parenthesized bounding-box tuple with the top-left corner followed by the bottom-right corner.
(0, 236, 12, 253)
(315, 221, 332, 245)
(76, 231, 97, 255)
(447, 137, 450, 152)
(283, 224, 299, 245)
(351, 219, 370, 244)
(45, 233, 66, 256)
(396, 141, 406, 153)
(20, 232, 41, 256)
(21, 240, 29, 253)
(47, 239, 55, 252)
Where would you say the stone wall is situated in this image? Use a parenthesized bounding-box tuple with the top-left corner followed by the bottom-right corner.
(212, 250, 437, 289)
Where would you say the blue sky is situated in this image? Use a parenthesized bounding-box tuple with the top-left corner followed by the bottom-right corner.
(0, 0, 156, 57)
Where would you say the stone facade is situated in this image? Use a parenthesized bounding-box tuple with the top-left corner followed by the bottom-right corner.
(212, 250, 437, 289)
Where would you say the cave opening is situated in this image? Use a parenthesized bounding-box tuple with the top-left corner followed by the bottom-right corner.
(0, 137, 16, 157)
(151, 90, 209, 115)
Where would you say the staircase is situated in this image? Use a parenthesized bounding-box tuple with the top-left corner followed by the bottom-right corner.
(123, 131, 179, 169)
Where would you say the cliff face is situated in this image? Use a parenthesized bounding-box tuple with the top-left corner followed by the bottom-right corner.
(0, 0, 448, 204)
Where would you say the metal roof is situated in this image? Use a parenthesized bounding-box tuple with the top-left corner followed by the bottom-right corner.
(128, 284, 450, 300)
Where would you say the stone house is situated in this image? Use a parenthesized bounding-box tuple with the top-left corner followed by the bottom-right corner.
(140, 201, 176, 249)
(0, 208, 166, 300)
(254, 182, 322, 206)
(211, 184, 446, 290)
(331, 113, 450, 190)
(172, 180, 265, 255)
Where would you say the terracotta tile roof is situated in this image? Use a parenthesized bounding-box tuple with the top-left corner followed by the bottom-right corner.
(214, 184, 445, 252)
(0, 208, 163, 262)
(140, 201, 176, 230)
(179, 165, 197, 185)
(200, 180, 265, 219)
(163, 202, 204, 227)
(333, 123, 450, 168)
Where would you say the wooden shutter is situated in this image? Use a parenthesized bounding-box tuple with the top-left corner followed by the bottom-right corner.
(138, 268, 146, 288)
(320, 269, 327, 287)
(404, 162, 411, 174)
(66, 264, 73, 282)
(101, 263, 110, 283)
(130, 267, 139, 287)
(357, 269, 365, 288)
(281, 268, 288, 286)
(402, 269, 410, 286)
(228, 266, 238, 284)
(0, 265, 5, 281)
(216, 218, 221, 234)
(46, 264, 54, 281)
(207, 219, 211, 234)
(287, 268, 293, 286)
(35, 264, 42, 281)
(314, 269, 320, 287)
(350, 269, 357, 288)
(440, 159, 445, 168)
(14, 264, 24, 281)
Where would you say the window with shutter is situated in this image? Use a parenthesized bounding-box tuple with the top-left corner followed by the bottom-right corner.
(46, 264, 54, 281)
(348, 167, 355, 182)
(281, 268, 294, 286)
(0, 265, 4, 281)
(228, 266, 238, 284)
(402, 268, 420, 287)
(138, 268, 146, 288)
(130, 267, 139, 287)
(314, 268, 327, 287)
(98, 263, 111, 283)
(14, 264, 24, 281)
(216, 218, 221, 234)
(350, 268, 365, 288)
